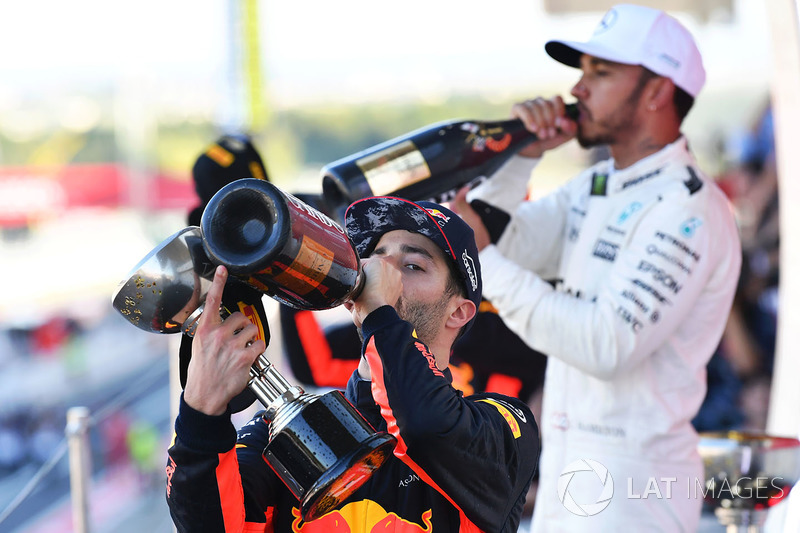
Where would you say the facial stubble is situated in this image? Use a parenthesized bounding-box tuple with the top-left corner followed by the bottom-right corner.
(356, 294, 451, 348)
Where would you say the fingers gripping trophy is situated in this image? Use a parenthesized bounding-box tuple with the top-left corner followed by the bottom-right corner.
(112, 178, 395, 521)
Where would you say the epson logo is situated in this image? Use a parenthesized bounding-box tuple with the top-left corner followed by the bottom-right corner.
(637, 261, 683, 294)
(593, 240, 619, 262)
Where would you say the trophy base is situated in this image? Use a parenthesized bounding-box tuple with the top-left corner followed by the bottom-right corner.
(301, 431, 396, 521)
(262, 390, 397, 522)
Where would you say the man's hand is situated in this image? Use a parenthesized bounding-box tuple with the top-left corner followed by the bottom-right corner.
(184, 265, 266, 416)
(345, 257, 403, 330)
(513, 96, 578, 159)
(451, 186, 491, 251)
(344, 256, 404, 382)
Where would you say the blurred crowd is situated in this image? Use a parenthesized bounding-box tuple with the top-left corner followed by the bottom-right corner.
(695, 97, 778, 433)
(0, 313, 168, 486)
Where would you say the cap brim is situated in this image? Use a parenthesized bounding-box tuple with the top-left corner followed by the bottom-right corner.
(546, 39, 640, 68)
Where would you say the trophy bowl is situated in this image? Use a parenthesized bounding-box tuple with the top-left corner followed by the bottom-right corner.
(698, 431, 800, 531)
(112, 226, 214, 334)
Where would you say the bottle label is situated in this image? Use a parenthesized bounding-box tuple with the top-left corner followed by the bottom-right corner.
(462, 123, 512, 152)
(271, 235, 335, 296)
(355, 140, 431, 196)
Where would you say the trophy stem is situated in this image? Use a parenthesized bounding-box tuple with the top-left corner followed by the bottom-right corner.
(248, 353, 304, 411)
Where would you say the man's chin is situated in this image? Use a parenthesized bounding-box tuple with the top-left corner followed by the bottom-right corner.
(576, 133, 610, 149)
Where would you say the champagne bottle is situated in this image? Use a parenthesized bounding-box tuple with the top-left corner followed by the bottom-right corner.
(321, 103, 578, 221)
(201, 178, 363, 311)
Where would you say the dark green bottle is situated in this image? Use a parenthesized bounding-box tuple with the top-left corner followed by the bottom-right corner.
(321, 104, 578, 221)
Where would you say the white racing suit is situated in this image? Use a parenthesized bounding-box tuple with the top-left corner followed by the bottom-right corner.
(469, 137, 741, 532)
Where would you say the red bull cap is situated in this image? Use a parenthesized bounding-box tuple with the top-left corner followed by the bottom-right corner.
(344, 197, 482, 332)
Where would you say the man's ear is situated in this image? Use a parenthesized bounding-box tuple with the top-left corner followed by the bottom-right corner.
(446, 297, 477, 332)
(646, 76, 676, 112)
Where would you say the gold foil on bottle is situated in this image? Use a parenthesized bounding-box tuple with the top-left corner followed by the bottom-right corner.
(356, 140, 432, 196)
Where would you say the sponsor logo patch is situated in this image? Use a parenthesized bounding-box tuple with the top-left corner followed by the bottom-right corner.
(680, 217, 703, 238)
(646, 245, 692, 274)
(621, 290, 649, 313)
(462, 250, 479, 291)
(617, 201, 643, 224)
(654, 231, 701, 262)
(632, 279, 671, 305)
(552, 412, 570, 431)
(592, 240, 619, 262)
(620, 169, 661, 190)
(415, 342, 444, 377)
(591, 173, 608, 196)
(637, 260, 683, 294)
(479, 399, 521, 438)
(424, 207, 450, 225)
(616, 306, 644, 333)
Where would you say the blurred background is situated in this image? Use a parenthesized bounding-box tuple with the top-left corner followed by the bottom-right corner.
(0, 0, 785, 531)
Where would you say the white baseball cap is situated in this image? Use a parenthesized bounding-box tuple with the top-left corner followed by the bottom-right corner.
(545, 4, 706, 98)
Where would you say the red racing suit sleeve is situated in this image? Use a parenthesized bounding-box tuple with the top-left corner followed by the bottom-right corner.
(359, 305, 540, 533)
(166, 393, 282, 533)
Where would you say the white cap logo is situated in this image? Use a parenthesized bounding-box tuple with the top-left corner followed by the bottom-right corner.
(595, 8, 618, 34)
(462, 250, 478, 291)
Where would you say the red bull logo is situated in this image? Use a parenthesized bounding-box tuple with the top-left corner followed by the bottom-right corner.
(424, 207, 450, 226)
(291, 501, 433, 532)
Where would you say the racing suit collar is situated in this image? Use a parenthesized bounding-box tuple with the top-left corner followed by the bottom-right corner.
(605, 136, 692, 195)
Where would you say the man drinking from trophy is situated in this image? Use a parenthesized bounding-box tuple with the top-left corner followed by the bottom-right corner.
(165, 196, 540, 533)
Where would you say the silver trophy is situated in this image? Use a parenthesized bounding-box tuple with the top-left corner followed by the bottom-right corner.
(698, 431, 800, 532)
(112, 226, 396, 521)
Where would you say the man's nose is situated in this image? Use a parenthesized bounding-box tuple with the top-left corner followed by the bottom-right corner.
(571, 78, 587, 99)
